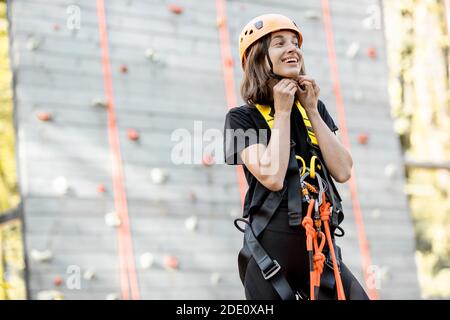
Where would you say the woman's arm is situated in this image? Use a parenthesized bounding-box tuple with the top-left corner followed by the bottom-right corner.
(306, 110, 353, 183)
(239, 79, 298, 191)
(240, 111, 291, 191)
(297, 75, 352, 183)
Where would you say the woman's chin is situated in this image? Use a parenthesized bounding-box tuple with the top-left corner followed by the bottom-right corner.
(277, 68, 300, 79)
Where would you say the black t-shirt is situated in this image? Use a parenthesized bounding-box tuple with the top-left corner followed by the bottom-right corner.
(223, 99, 339, 218)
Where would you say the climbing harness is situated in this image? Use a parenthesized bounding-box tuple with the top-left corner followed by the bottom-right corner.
(234, 100, 346, 300)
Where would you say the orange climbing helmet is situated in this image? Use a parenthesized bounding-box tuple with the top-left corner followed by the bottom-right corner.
(239, 14, 303, 69)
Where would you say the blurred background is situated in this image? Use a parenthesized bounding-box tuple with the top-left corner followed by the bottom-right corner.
(0, 0, 448, 300)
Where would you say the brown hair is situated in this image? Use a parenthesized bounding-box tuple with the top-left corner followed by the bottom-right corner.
(240, 33, 306, 106)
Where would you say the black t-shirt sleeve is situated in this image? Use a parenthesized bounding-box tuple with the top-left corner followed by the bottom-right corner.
(318, 100, 339, 134)
(223, 107, 266, 165)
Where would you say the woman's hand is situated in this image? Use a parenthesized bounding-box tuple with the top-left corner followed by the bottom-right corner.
(296, 75, 320, 113)
(273, 78, 298, 115)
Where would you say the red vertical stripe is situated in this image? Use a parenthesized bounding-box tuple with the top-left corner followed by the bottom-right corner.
(321, 0, 379, 300)
(96, 0, 141, 300)
(216, 0, 247, 205)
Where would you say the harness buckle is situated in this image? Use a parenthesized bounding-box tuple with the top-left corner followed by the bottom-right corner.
(262, 260, 281, 280)
(288, 211, 302, 227)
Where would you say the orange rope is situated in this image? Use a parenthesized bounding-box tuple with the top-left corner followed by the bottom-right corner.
(320, 193, 346, 300)
(320, 0, 378, 300)
(96, 0, 140, 300)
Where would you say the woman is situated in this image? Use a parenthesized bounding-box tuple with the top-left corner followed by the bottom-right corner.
(224, 14, 369, 300)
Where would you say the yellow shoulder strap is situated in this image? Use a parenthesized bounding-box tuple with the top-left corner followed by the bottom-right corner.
(295, 101, 318, 147)
(254, 103, 274, 129)
(254, 101, 322, 175)
(255, 101, 318, 147)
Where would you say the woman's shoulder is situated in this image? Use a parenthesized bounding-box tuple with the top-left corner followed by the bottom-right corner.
(227, 104, 255, 116)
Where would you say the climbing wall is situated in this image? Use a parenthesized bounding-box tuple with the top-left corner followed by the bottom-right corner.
(9, 0, 420, 299)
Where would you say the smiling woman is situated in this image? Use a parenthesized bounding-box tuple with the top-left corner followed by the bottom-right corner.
(224, 14, 367, 300)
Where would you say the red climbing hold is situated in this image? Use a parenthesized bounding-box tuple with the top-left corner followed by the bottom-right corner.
(127, 128, 140, 141)
(36, 112, 52, 122)
(164, 255, 179, 270)
(367, 47, 377, 59)
(119, 64, 128, 74)
(168, 4, 183, 15)
(53, 276, 63, 287)
(202, 154, 215, 167)
(225, 57, 234, 68)
(189, 190, 197, 202)
(53, 24, 60, 31)
(97, 183, 106, 194)
(358, 133, 369, 145)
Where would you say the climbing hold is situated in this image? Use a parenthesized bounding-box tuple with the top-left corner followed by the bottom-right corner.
(53, 276, 63, 287)
(185, 216, 198, 232)
(384, 163, 398, 179)
(210, 272, 222, 285)
(304, 10, 320, 20)
(216, 17, 225, 28)
(36, 112, 52, 122)
(225, 57, 234, 68)
(83, 269, 95, 280)
(163, 255, 179, 270)
(145, 48, 161, 63)
(367, 47, 377, 59)
(53, 24, 60, 31)
(52, 176, 70, 195)
(119, 64, 128, 74)
(127, 128, 140, 141)
(37, 290, 64, 300)
(91, 98, 108, 108)
(150, 168, 168, 184)
(105, 293, 120, 300)
(26, 37, 40, 51)
(346, 42, 360, 59)
(371, 209, 381, 219)
(168, 4, 183, 15)
(358, 133, 369, 145)
(362, 4, 381, 30)
(97, 183, 106, 194)
(140, 252, 155, 269)
(105, 211, 121, 227)
(188, 190, 197, 202)
(202, 154, 215, 167)
(31, 249, 53, 263)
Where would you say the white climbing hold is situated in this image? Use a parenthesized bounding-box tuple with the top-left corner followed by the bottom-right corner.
(26, 37, 40, 51)
(91, 97, 108, 108)
(145, 48, 160, 63)
(304, 10, 320, 20)
(83, 269, 95, 280)
(384, 163, 398, 178)
(106, 293, 120, 300)
(52, 176, 69, 195)
(37, 290, 64, 300)
(371, 209, 381, 219)
(210, 272, 222, 285)
(31, 249, 53, 263)
(346, 42, 360, 59)
(105, 211, 121, 227)
(150, 168, 168, 184)
(140, 252, 155, 269)
(185, 216, 198, 232)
